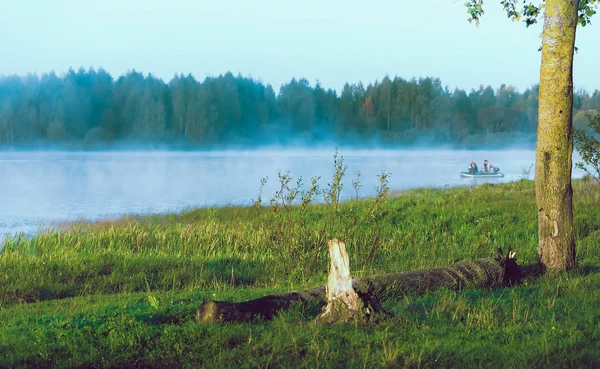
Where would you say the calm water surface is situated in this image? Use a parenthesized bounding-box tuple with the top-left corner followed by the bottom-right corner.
(0, 148, 583, 238)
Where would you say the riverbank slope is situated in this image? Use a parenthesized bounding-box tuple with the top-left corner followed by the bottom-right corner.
(1, 179, 599, 368)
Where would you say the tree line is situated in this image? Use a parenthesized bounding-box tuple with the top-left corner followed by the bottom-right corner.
(0, 67, 599, 148)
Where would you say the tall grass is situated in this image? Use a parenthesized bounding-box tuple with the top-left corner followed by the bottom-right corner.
(1, 176, 544, 305)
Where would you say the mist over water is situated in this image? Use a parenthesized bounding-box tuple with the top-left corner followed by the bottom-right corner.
(0, 148, 585, 239)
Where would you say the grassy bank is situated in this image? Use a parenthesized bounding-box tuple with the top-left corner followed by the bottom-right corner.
(1, 179, 600, 368)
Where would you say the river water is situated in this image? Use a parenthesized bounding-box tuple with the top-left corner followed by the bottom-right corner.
(0, 148, 584, 238)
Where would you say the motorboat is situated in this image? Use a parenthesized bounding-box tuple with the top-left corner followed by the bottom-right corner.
(460, 168, 505, 178)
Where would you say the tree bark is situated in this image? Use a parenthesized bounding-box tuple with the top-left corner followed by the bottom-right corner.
(196, 255, 518, 324)
(535, 0, 579, 272)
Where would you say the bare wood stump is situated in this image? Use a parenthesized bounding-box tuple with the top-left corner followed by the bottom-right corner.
(316, 239, 363, 324)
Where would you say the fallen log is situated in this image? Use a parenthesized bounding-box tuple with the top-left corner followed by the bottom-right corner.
(196, 248, 520, 324)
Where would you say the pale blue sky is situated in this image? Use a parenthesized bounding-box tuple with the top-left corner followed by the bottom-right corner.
(0, 0, 597, 93)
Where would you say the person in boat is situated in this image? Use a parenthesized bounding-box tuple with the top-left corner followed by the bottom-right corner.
(468, 161, 478, 174)
(483, 160, 500, 173)
(482, 159, 490, 172)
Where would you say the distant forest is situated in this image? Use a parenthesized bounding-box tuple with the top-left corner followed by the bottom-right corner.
(0, 67, 599, 149)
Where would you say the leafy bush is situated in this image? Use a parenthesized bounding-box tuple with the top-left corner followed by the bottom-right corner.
(574, 111, 600, 185)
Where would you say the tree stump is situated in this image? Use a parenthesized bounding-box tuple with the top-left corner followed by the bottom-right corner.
(316, 239, 361, 323)
(316, 239, 390, 324)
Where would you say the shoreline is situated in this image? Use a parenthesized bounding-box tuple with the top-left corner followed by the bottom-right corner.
(0, 180, 511, 241)
(4, 175, 594, 241)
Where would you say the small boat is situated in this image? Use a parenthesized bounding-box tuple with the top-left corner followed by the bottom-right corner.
(460, 169, 505, 178)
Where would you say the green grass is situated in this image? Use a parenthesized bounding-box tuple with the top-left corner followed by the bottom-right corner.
(1, 179, 600, 368)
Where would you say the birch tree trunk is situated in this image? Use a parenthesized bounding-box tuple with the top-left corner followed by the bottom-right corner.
(535, 0, 579, 272)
